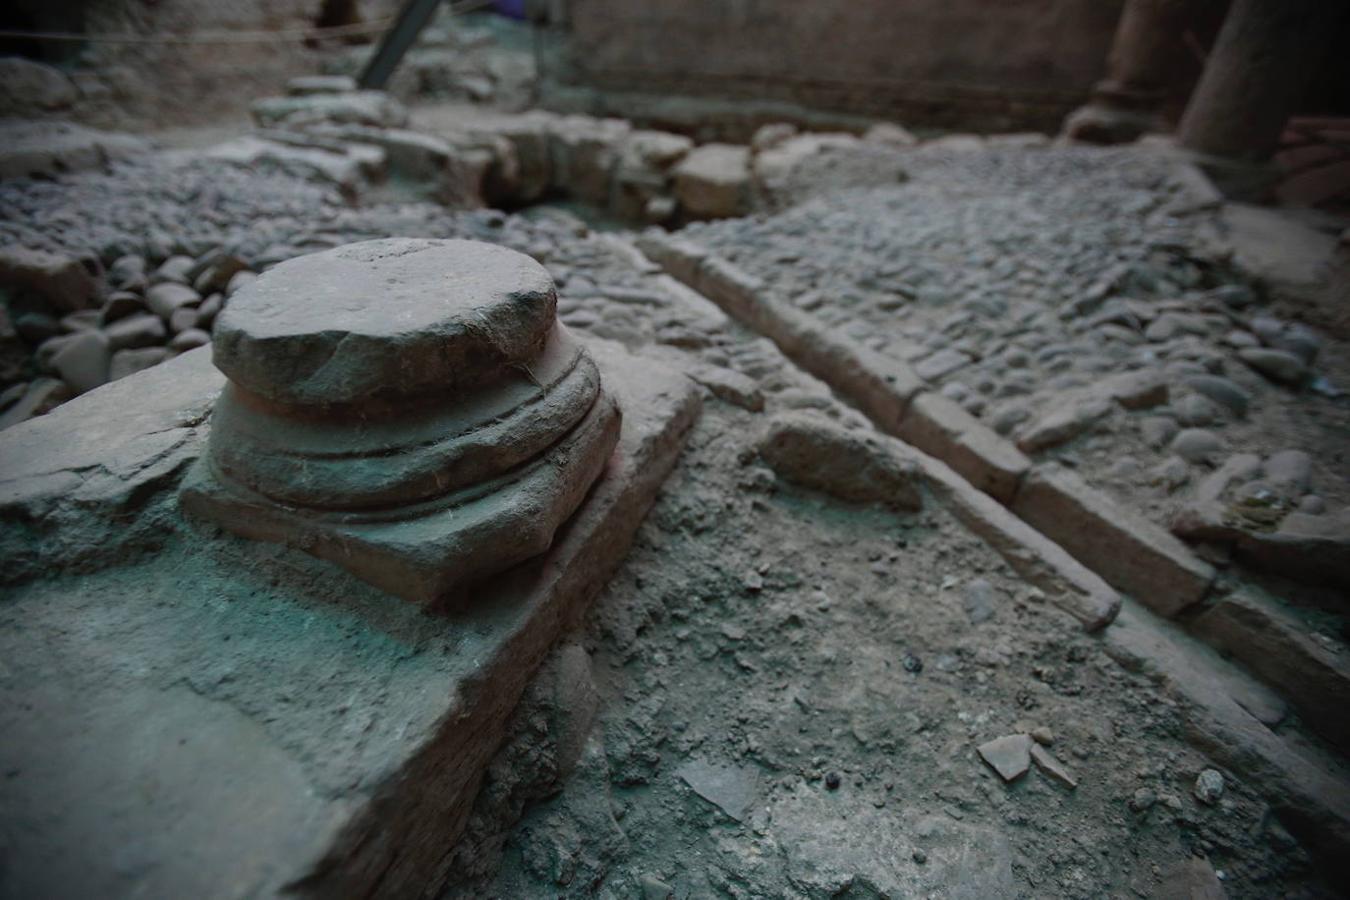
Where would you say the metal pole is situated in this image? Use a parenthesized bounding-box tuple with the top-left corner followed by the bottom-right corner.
(358, 0, 445, 90)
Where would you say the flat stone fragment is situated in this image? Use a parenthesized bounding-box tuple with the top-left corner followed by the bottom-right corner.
(675, 758, 759, 821)
(978, 734, 1033, 782)
(1030, 743, 1077, 789)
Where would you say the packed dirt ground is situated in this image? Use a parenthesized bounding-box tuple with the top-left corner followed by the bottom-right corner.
(2, 17, 1349, 899)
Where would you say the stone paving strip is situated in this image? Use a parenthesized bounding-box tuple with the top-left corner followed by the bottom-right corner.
(636, 231, 1350, 865)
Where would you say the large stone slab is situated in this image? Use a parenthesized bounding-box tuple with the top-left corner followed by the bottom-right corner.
(0, 338, 700, 899)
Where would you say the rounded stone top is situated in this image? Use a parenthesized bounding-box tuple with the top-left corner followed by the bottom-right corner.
(212, 238, 557, 406)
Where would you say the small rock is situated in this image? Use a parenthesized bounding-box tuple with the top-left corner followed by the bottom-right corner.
(145, 283, 201, 320)
(911, 848, 927, 864)
(864, 122, 918, 147)
(195, 293, 224, 330)
(152, 254, 195, 285)
(640, 874, 674, 900)
(0, 245, 101, 312)
(0, 378, 71, 430)
(1263, 449, 1311, 497)
(1171, 428, 1223, 465)
(13, 312, 59, 344)
(1030, 726, 1054, 746)
(915, 348, 973, 382)
(962, 578, 998, 624)
(168, 304, 201, 334)
(1193, 768, 1224, 805)
(977, 734, 1032, 782)
(1184, 375, 1249, 417)
(1129, 787, 1157, 812)
(109, 346, 170, 381)
(51, 329, 111, 394)
(676, 758, 758, 821)
(60, 310, 101, 333)
(225, 270, 257, 297)
(1299, 495, 1327, 515)
(1140, 415, 1179, 449)
(1211, 283, 1255, 309)
(105, 313, 166, 351)
(1238, 348, 1307, 386)
(1153, 858, 1229, 900)
(1149, 456, 1190, 492)
(100, 291, 146, 325)
(1174, 394, 1222, 427)
(825, 771, 841, 790)
(107, 254, 147, 290)
(902, 653, 923, 674)
(169, 329, 211, 353)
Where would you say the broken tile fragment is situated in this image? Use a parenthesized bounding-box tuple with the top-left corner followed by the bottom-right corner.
(977, 734, 1032, 782)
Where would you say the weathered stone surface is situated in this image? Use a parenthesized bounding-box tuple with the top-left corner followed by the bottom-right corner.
(673, 143, 751, 218)
(213, 239, 557, 407)
(758, 412, 922, 510)
(1013, 464, 1214, 616)
(0, 348, 222, 578)
(0, 339, 700, 900)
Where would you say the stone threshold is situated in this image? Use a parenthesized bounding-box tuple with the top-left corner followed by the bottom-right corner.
(634, 231, 1350, 872)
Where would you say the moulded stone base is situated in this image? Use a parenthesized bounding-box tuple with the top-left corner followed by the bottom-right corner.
(180, 388, 622, 607)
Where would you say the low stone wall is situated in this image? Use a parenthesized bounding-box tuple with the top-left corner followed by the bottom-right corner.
(535, 0, 1125, 136)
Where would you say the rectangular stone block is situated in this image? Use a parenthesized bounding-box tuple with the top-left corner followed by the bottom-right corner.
(1013, 464, 1215, 617)
(1192, 588, 1350, 754)
(898, 443, 1120, 632)
(896, 391, 1031, 504)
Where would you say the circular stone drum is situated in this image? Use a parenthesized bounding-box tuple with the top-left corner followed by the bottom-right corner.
(180, 238, 621, 606)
